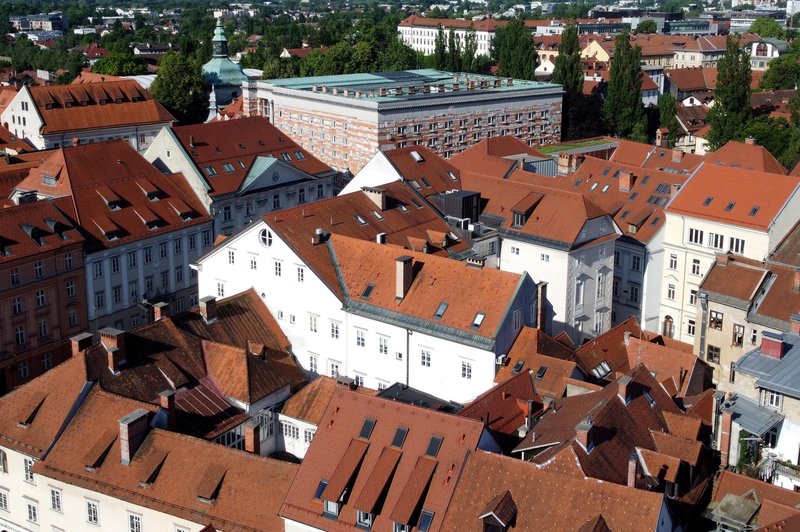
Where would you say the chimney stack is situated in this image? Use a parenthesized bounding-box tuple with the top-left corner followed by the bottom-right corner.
(244, 419, 261, 455)
(745, 137, 756, 145)
(623, 331, 631, 346)
(627, 452, 638, 488)
(70, 332, 94, 357)
(761, 331, 788, 359)
(100, 327, 126, 374)
(199, 296, 217, 323)
(536, 282, 548, 331)
(719, 408, 733, 468)
(119, 409, 150, 465)
(618, 171, 635, 192)
(671, 149, 682, 163)
(719, 255, 729, 266)
(395, 256, 413, 300)
(152, 301, 169, 322)
(618, 375, 632, 403)
(71, 137, 80, 147)
(159, 389, 177, 431)
(362, 186, 386, 211)
(575, 416, 593, 451)
(311, 227, 324, 245)
(189, 135, 196, 147)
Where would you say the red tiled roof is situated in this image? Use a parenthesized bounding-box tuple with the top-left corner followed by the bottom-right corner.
(382, 145, 461, 196)
(704, 140, 787, 175)
(497, 327, 578, 399)
(0, 200, 84, 264)
(450, 137, 547, 180)
(26, 80, 174, 134)
(667, 163, 800, 231)
(637, 448, 681, 484)
(281, 376, 377, 425)
(440, 451, 665, 532)
(712, 469, 800, 508)
(35, 388, 298, 532)
(280, 388, 483, 531)
(171, 116, 333, 197)
(574, 316, 643, 377)
(459, 372, 542, 436)
(624, 337, 710, 398)
(15, 140, 210, 250)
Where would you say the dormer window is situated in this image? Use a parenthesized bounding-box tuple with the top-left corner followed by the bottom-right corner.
(512, 212, 524, 227)
(41, 174, 57, 186)
(425, 435, 443, 457)
(417, 510, 435, 532)
(356, 510, 373, 529)
(108, 200, 122, 211)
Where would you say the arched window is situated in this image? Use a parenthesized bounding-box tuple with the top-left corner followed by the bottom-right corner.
(0, 449, 7, 473)
(662, 316, 674, 338)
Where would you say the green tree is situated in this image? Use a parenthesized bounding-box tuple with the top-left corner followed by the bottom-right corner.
(150, 52, 208, 125)
(434, 25, 447, 70)
(552, 20, 583, 93)
(92, 52, 148, 76)
(604, 32, 646, 139)
(634, 19, 658, 34)
(760, 54, 800, 90)
(658, 93, 679, 148)
(447, 29, 462, 71)
(707, 36, 752, 150)
(491, 18, 538, 80)
(380, 37, 419, 71)
(749, 17, 786, 39)
(461, 26, 478, 72)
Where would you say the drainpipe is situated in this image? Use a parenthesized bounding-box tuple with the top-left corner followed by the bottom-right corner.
(405, 329, 411, 388)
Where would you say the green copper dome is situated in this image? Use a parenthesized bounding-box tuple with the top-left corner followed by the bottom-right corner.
(202, 18, 247, 86)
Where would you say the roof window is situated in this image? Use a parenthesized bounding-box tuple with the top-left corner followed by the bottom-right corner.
(281, 153, 292, 162)
(512, 360, 524, 375)
(314, 480, 328, 500)
(725, 202, 735, 211)
(447, 171, 457, 181)
(471, 312, 485, 329)
(354, 215, 367, 225)
(361, 284, 375, 300)
(392, 427, 409, 448)
(573, 179, 581, 187)
(411, 199, 422, 208)
(372, 210, 384, 221)
(294, 151, 305, 160)
(434, 302, 448, 319)
(535, 366, 548, 379)
(410, 151, 424, 163)
(205, 166, 218, 177)
(399, 204, 409, 213)
(601, 167, 610, 177)
(629, 192, 638, 200)
(420, 177, 431, 188)
(410, 180, 422, 190)
(601, 184, 609, 193)
(359, 418, 376, 440)
(643, 391, 656, 407)
(620, 210, 630, 220)
(703, 196, 713, 206)
(641, 175, 650, 184)
(749, 206, 760, 216)
(590, 183, 598, 190)
(418, 510, 435, 532)
(222, 163, 235, 173)
(425, 435, 443, 457)
(238, 160, 246, 169)
(591, 361, 612, 379)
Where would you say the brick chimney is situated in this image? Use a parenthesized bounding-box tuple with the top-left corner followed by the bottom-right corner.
(244, 419, 261, 455)
(100, 327, 126, 374)
(395, 256, 413, 300)
(159, 389, 177, 431)
(744, 137, 756, 145)
(794, 268, 800, 291)
(761, 331, 788, 359)
(119, 409, 150, 465)
(791, 314, 800, 334)
(536, 282, 548, 331)
(719, 408, 733, 468)
(70, 332, 94, 357)
(618, 375, 632, 403)
(362, 186, 386, 211)
(199, 296, 217, 323)
(618, 171, 635, 192)
(627, 452, 638, 487)
(671, 149, 682, 163)
(153, 301, 169, 321)
(575, 416, 594, 451)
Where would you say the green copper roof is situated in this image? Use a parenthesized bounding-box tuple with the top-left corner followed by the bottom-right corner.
(212, 18, 227, 43)
(203, 57, 248, 86)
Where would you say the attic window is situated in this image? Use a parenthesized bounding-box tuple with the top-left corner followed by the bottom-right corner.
(410, 180, 422, 190)
(650, 216, 661, 226)
(512, 212, 525, 227)
(359, 418, 377, 440)
(392, 427, 409, 448)
(238, 160, 246, 169)
(278, 136, 285, 142)
(372, 210, 384, 221)
(703, 197, 713, 206)
(281, 153, 292, 162)
(749, 206, 760, 216)
(99, 98, 108, 105)
(612, 170, 621, 178)
(535, 366, 548, 379)
(574, 179, 581, 187)
(512, 360, 524, 374)
(108, 200, 122, 211)
(42, 174, 57, 187)
(629, 192, 638, 200)
(601, 184, 609, 193)
(420, 177, 431, 188)
(222, 163, 235, 173)
(641, 175, 650, 184)
(591, 361, 612, 379)
(620, 210, 630, 220)
(354, 215, 367, 225)
(590, 183, 599, 191)
(425, 435, 443, 457)
(447, 171, 457, 181)
(471, 312, 485, 329)
(314, 480, 329, 500)
(725, 202, 735, 211)
(411, 199, 422, 209)
(361, 284, 375, 300)
(418, 510, 435, 532)
(434, 302, 448, 320)
(643, 391, 656, 407)
(205, 166, 218, 176)
(399, 204, 409, 213)
(294, 151, 305, 160)
(628, 223, 637, 235)
(600, 167, 610, 177)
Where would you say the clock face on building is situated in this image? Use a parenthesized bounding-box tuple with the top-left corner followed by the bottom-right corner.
(272, 172, 279, 182)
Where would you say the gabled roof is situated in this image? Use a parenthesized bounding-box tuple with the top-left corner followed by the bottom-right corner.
(382, 145, 461, 196)
(25, 80, 174, 134)
(667, 163, 800, 231)
(461, 172, 612, 248)
(0, 199, 83, 263)
(0, 354, 90, 457)
(711, 470, 800, 528)
(497, 327, 578, 399)
(327, 233, 526, 341)
(280, 388, 483, 531)
(281, 376, 377, 425)
(35, 388, 298, 532)
(624, 337, 710, 398)
(15, 140, 210, 250)
(440, 451, 665, 532)
(459, 372, 542, 436)
(169, 116, 333, 197)
(705, 140, 787, 175)
(263, 181, 472, 300)
(450, 137, 547, 180)
(574, 316, 643, 378)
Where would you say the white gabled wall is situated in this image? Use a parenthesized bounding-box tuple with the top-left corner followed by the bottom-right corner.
(143, 127, 212, 212)
(338, 152, 400, 195)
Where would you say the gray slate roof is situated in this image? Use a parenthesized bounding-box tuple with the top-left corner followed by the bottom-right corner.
(735, 331, 800, 398)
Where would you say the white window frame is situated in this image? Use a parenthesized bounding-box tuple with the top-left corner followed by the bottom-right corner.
(50, 487, 62, 512)
(86, 499, 99, 525)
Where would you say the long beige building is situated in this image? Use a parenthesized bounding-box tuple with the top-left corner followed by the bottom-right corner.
(242, 69, 564, 174)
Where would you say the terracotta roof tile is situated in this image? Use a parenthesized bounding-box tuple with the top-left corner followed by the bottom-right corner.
(637, 448, 681, 484)
(459, 372, 542, 437)
(712, 469, 800, 509)
(280, 388, 483, 531)
(574, 316, 643, 377)
(26, 80, 173, 134)
(624, 337, 710, 398)
(15, 140, 210, 251)
(281, 376, 377, 425)
(36, 388, 298, 532)
(440, 451, 665, 532)
(383, 146, 462, 196)
(0, 199, 84, 263)
(667, 163, 800, 231)
(171, 116, 333, 196)
(650, 431, 702, 465)
(450, 137, 546, 180)
(498, 328, 578, 398)
(705, 140, 787, 175)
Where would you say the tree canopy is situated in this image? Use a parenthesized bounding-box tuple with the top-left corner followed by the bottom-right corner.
(603, 32, 646, 139)
(150, 52, 208, 124)
(749, 17, 786, 40)
(707, 36, 752, 150)
(552, 20, 583, 93)
(634, 20, 658, 34)
(760, 53, 800, 90)
(657, 93, 679, 148)
(92, 52, 148, 76)
(491, 18, 538, 80)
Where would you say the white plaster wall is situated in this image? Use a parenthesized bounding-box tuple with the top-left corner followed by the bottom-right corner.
(277, 414, 318, 460)
(143, 128, 212, 211)
(339, 152, 399, 195)
(0, 448, 43, 532)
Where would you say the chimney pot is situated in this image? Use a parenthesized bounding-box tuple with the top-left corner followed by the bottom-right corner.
(244, 419, 261, 455)
(627, 452, 638, 488)
(199, 296, 217, 323)
(119, 409, 150, 465)
(70, 332, 94, 357)
(395, 256, 414, 300)
(575, 417, 593, 451)
(152, 301, 168, 321)
(618, 375, 632, 403)
(311, 227, 325, 245)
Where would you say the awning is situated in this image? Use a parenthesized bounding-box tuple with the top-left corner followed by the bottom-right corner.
(726, 393, 784, 437)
